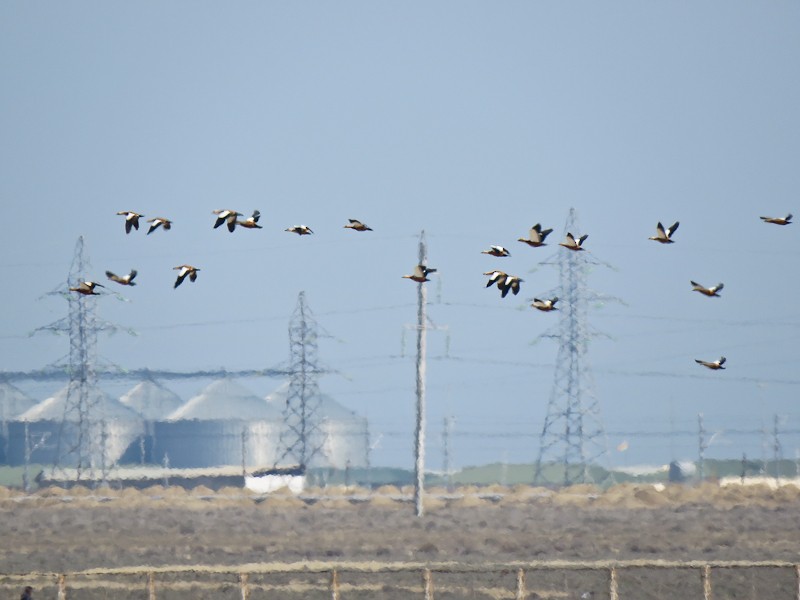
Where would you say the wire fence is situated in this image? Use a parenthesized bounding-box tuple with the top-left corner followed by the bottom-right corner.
(2, 560, 800, 600)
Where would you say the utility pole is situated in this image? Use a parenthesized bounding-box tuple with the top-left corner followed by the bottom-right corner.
(414, 230, 428, 517)
(773, 414, 782, 481)
(442, 415, 455, 492)
(698, 413, 707, 482)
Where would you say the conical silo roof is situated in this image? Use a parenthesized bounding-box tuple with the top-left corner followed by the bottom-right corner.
(17, 384, 142, 422)
(0, 382, 37, 421)
(265, 382, 364, 421)
(120, 380, 183, 420)
(167, 378, 281, 421)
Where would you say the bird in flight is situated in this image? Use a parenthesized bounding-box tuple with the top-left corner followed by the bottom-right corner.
(481, 245, 510, 257)
(403, 264, 437, 283)
(146, 217, 172, 235)
(532, 297, 559, 312)
(69, 281, 104, 295)
(559, 232, 588, 251)
(213, 209, 241, 232)
(105, 269, 137, 286)
(484, 270, 522, 297)
(690, 281, 724, 297)
(237, 210, 262, 229)
(695, 356, 726, 370)
(285, 225, 314, 235)
(117, 211, 144, 234)
(649, 221, 679, 244)
(760, 214, 792, 225)
(173, 265, 200, 288)
(344, 219, 372, 232)
(518, 223, 553, 248)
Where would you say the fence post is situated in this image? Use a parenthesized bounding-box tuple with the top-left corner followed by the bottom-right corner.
(57, 574, 67, 600)
(702, 565, 712, 600)
(330, 569, 339, 600)
(148, 572, 156, 600)
(609, 566, 619, 600)
(423, 568, 433, 600)
(515, 568, 526, 600)
(240, 573, 249, 600)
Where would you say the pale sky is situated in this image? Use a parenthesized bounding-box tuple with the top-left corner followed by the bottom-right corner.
(1, 2, 799, 471)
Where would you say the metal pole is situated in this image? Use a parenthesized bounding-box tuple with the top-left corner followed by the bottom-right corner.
(414, 231, 427, 518)
(423, 568, 433, 600)
(698, 413, 706, 482)
(774, 414, 781, 481)
(330, 569, 339, 600)
(148, 572, 157, 600)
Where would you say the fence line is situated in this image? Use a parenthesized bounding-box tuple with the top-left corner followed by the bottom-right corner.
(3, 560, 800, 599)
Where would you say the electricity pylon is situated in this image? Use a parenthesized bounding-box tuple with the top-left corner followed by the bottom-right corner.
(533, 209, 614, 486)
(275, 291, 326, 470)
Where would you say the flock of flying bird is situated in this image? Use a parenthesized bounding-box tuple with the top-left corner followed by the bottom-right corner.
(67, 208, 793, 371)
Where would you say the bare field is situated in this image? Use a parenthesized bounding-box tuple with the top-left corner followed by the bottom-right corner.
(1, 482, 800, 598)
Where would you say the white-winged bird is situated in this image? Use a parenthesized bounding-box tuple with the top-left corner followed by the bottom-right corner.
(69, 281, 104, 295)
(117, 211, 144, 234)
(559, 232, 588, 251)
(285, 225, 314, 235)
(760, 214, 792, 225)
(532, 297, 559, 312)
(403, 264, 436, 283)
(695, 356, 726, 370)
(173, 265, 200, 288)
(517, 223, 553, 248)
(481, 245, 510, 257)
(146, 217, 172, 234)
(649, 221, 679, 243)
(105, 269, 137, 286)
(690, 281, 724, 297)
(212, 209, 241, 232)
(237, 210, 262, 229)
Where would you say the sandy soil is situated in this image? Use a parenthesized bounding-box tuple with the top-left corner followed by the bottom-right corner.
(1, 482, 799, 598)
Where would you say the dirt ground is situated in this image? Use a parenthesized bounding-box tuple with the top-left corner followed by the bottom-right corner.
(1, 482, 799, 598)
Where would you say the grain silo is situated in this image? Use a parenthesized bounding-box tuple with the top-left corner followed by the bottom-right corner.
(0, 382, 37, 464)
(152, 378, 284, 469)
(265, 382, 369, 469)
(118, 380, 184, 465)
(6, 384, 145, 468)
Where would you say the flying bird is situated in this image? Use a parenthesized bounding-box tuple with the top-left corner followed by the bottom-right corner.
(696, 356, 726, 370)
(649, 221, 680, 244)
(532, 297, 559, 312)
(69, 281, 104, 295)
(483, 271, 522, 297)
(105, 269, 137, 286)
(237, 210, 262, 229)
(559, 232, 588, 251)
(173, 265, 200, 288)
(691, 281, 724, 297)
(212, 209, 241, 232)
(518, 223, 553, 248)
(481, 245, 510, 257)
(403, 264, 437, 283)
(146, 217, 172, 234)
(760, 214, 792, 225)
(285, 225, 314, 235)
(117, 211, 144, 234)
(484, 270, 507, 289)
(344, 219, 372, 232)
(498, 274, 523, 298)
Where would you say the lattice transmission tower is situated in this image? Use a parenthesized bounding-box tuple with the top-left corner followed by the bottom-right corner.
(275, 291, 326, 470)
(533, 208, 615, 486)
(36, 236, 120, 481)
